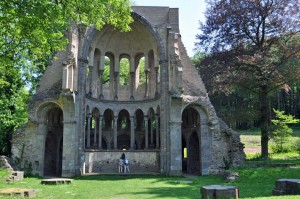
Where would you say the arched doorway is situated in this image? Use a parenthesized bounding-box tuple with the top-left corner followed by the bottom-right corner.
(181, 106, 201, 175)
(44, 107, 63, 176)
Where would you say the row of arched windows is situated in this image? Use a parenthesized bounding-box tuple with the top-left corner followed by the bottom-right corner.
(87, 48, 160, 101)
(85, 106, 160, 150)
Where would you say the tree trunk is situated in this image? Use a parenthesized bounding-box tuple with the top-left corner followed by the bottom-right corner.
(260, 85, 269, 158)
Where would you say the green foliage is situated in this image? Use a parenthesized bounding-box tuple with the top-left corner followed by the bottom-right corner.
(138, 58, 146, 85)
(295, 139, 300, 155)
(197, 0, 300, 158)
(0, 0, 133, 156)
(119, 58, 130, 86)
(222, 157, 230, 170)
(271, 109, 299, 153)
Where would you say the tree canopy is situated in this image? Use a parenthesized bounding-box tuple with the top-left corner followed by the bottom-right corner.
(196, 0, 300, 157)
(0, 0, 133, 155)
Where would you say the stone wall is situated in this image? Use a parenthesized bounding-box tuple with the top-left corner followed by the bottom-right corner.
(84, 151, 160, 173)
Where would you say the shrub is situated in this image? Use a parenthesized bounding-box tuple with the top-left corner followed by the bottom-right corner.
(270, 143, 296, 154)
(270, 109, 299, 153)
(295, 139, 300, 155)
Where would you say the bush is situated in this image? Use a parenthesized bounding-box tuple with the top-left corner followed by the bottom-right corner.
(270, 109, 299, 153)
(270, 143, 296, 154)
(295, 139, 300, 155)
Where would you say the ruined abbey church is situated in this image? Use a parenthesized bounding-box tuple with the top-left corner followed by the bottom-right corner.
(12, 6, 244, 177)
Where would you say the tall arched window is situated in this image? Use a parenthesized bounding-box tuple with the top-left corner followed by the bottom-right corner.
(102, 56, 111, 85)
(119, 57, 130, 86)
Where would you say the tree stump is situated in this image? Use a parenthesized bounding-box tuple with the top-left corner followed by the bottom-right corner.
(201, 185, 238, 199)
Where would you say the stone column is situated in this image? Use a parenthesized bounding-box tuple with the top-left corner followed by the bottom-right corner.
(88, 65, 93, 96)
(169, 120, 182, 175)
(144, 69, 149, 99)
(113, 116, 118, 149)
(155, 114, 160, 149)
(86, 113, 92, 148)
(130, 116, 135, 150)
(62, 62, 69, 89)
(155, 67, 159, 97)
(150, 118, 154, 147)
(159, 59, 170, 174)
(99, 69, 104, 99)
(114, 72, 119, 100)
(144, 115, 149, 149)
(93, 116, 97, 148)
(37, 122, 47, 176)
(130, 72, 135, 100)
(98, 115, 103, 149)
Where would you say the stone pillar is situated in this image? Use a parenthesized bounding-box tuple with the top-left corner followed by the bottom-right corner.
(93, 116, 97, 147)
(150, 118, 154, 147)
(98, 115, 103, 149)
(37, 122, 47, 176)
(130, 116, 135, 150)
(130, 72, 135, 100)
(113, 116, 118, 149)
(86, 113, 92, 148)
(159, 59, 169, 174)
(144, 116, 149, 149)
(114, 72, 119, 100)
(99, 69, 104, 99)
(169, 120, 182, 175)
(62, 119, 77, 177)
(62, 62, 69, 89)
(155, 114, 160, 149)
(88, 65, 93, 96)
(155, 67, 159, 97)
(144, 69, 149, 99)
(200, 121, 211, 175)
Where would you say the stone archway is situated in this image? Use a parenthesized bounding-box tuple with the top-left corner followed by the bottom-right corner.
(44, 107, 63, 176)
(181, 106, 201, 175)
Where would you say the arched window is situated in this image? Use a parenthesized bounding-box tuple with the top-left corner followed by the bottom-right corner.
(119, 58, 130, 86)
(102, 56, 111, 85)
(138, 57, 146, 85)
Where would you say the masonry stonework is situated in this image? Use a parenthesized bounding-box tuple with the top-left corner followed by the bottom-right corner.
(12, 6, 245, 177)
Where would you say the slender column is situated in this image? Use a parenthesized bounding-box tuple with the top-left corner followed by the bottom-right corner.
(130, 72, 135, 100)
(130, 116, 135, 149)
(98, 115, 103, 149)
(86, 113, 92, 148)
(99, 69, 104, 99)
(144, 69, 149, 98)
(144, 116, 149, 149)
(62, 62, 69, 89)
(88, 65, 93, 96)
(114, 72, 119, 100)
(150, 118, 154, 147)
(113, 116, 118, 149)
(155, 114, 160, 149)
(93, 116, 97, 147)
(155, 67, 159, 97)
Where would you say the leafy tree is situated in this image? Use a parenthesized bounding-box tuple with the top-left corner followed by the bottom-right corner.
(271, 109, 299, 153)
(196, 0, 300, 158)
(0, 0, 133, 155)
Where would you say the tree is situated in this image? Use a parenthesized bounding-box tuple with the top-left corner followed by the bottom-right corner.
(196, 0, 300, 157)
(271, 109, 299, 153)
(0, 0, 133, 155)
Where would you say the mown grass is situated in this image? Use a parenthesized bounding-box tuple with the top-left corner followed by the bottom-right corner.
(0, 128, 300, 198)
(0, 163, 300, 199)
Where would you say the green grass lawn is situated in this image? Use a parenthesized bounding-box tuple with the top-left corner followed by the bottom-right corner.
(0, 164, 300, 199)
(1, 128, 300, 198)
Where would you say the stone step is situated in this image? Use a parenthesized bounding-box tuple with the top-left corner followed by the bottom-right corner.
(41, 178, 72, 185)
(0, 188, 35, 198)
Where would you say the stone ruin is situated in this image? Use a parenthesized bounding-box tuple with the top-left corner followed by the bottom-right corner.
(12, 6, 245, 177)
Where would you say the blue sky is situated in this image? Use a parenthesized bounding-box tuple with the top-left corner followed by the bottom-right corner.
(133, 0, 207, 56)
